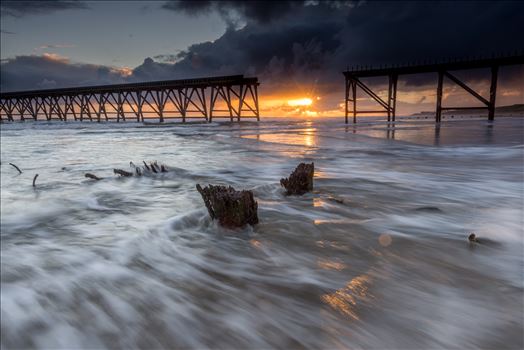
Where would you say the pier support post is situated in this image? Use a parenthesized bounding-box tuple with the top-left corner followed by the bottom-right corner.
(345, 78, 349, 124)
(391, 74, 398, 122)
(254, 84, 260, 121)
(488, 65, 498, 121)
(351, 80, 357, 124)
(436, 71, 444, 123)
(387, 76, 392, 122)
(388, 74, 398, 122)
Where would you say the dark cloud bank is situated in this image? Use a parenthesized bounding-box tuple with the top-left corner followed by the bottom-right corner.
(1, 0, 523, 111)
(0, 0, 88, 17)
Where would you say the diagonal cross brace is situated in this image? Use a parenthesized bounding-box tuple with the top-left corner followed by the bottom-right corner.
(444, 71, 489, 106)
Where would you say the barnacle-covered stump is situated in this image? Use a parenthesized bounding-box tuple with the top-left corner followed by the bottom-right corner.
(280, 162, 314, 195)
(196, 184, 259, 228)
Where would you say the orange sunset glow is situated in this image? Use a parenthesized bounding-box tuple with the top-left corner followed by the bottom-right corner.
(287, 97, 313, 107)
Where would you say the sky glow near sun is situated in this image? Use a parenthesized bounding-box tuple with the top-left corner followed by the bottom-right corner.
(287, 98, 313, 107)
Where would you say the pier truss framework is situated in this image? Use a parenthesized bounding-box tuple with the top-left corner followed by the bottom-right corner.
(343, 54, 524, 123)
(0, 75, 260, 122)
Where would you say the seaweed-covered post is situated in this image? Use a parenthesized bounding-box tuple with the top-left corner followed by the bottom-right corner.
(280, 162, 314, 195)
(196, 184, 258, 228)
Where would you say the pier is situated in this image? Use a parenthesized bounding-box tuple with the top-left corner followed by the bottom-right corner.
(343, 54, 524, 123)
(0, 75, 260, 122)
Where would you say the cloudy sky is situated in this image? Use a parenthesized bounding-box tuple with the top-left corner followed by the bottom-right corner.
(1, 0, 523, 116)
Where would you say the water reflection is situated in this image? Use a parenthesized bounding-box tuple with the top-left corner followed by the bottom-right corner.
(242, 129, 317, 147)
(317, 258, 347, 271)
(387, 128, 395, 140)
(321, 274, 372, 320)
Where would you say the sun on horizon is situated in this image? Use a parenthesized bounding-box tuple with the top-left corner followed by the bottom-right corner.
(287, 98, 313, 107)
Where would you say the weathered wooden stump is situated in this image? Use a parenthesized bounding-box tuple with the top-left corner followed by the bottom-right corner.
(196, 184, 258, 228)
(280, 162, 314, 195)
(468, 233, 479, 243)
(113, 169, 133, 177)
(85, 173, 102, 181)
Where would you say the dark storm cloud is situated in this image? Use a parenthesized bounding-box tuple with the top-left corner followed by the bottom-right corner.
(0, 0, 88, 18)
(152, 53, 184, 63)
(0, 55, 126, 91)
(140, 1, 524, 92)
(336, 1, 524, 67)
(131, 2, 347, 91)
(162, 0, 310, 24)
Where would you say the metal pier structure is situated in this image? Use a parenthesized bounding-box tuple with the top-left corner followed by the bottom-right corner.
(343, 54, 524, 123)
(0, 75, 260, 122)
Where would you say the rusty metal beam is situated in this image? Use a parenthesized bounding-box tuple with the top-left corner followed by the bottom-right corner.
(443, 71, 489, 106)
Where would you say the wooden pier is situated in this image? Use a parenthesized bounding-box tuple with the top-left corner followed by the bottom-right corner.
(343, 54, 524, 123)
(0, 75, 260, 122)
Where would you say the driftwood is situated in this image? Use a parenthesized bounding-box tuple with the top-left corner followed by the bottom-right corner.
(113, 169, 133, 177)
(9, 163, 22, 174)
(140, 161, 167, 174)
(32, 174, 39, 187)
(196, 184, 258, 228)
(85, 173, 102, 181)
(280, 162, 314, 195)
(83, 161, 167, 181)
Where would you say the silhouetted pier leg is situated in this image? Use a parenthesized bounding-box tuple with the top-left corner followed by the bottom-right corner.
(387, 74, 398, 123)
(227, 87, 234, 122)
(345, 78, 349, 124)
(391, 74, 398, 122)
(201, 88, 208, 122)
(387, 76, 392, 122)
(254, 85, 260, 121)
(137, 91, 143, 122)
(237, 85, 243, 122)
(436, 71, 443, 123)
(352, 80, 357, 124)
(156, 90, 164, 123)
(488, 66, 498, 121)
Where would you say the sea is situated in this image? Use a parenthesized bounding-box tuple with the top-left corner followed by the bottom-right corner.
(1, 116, 523, 349)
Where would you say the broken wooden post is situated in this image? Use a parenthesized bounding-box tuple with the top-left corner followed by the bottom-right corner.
(9, 163, 22, 174)
(85, 173, 102, 181)
(113, 169, 133, 177)
(196, 184, 259, 228)
(468, 233, 479, 243)
(280, 162, 314, 195)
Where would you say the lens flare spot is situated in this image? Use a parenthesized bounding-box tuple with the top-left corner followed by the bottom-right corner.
(378, 234, 392, 247)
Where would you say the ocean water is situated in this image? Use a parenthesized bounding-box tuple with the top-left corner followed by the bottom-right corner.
(1, 116, 523, 349)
